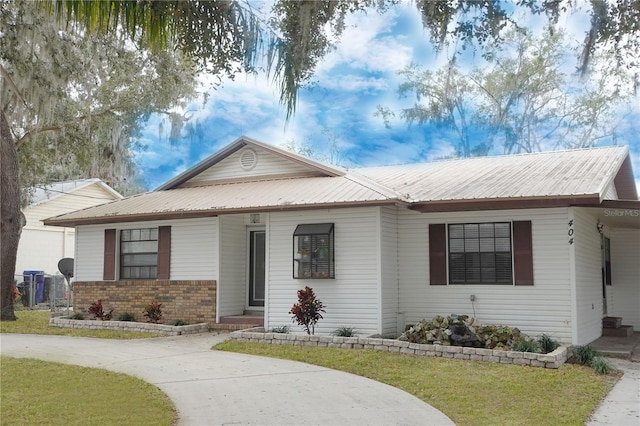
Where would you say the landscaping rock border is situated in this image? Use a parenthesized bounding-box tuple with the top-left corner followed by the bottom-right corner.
(230, 327, 569, 369)
(49, 316, 210, 336)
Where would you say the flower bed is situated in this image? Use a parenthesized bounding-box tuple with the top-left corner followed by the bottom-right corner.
(49, 316, 210, 336)
(229, 327, 569, 369)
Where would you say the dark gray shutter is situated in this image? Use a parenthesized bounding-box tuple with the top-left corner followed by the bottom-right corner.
(513, 221, 534, 285)
(157, 226, 171, 280)
(103, 229, 116, 280)
(429, 224, 447, 285)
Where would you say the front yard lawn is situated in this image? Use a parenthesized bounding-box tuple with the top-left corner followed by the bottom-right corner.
(0, 310, 161, 338)
(1, 357, 175, 425)
(215, 340, 618, 426)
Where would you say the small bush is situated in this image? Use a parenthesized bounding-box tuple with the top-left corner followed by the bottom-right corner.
(537, 334, 559, 354)
(289, 286, 325, 335)
(171, 319, 188, 326)
(513, 339, 538, 353)
(117, 312, 136, 322)
(590, 357, 610, 374)
(88, 300, 113, 321)
(270, 325, 291, 333)
(143, 302, 163, 324)
(574, 345, 597, 365)
(333, 326, 357, 337)
(69, 312, 84, 320)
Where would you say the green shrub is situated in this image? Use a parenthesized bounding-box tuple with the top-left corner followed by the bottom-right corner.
(143, 302, 163, 324)
(574, 345, 597, 365)
(69, 312, 84, 320)
(270, 325, 291, 333)
(513, 339, 538, 353)
(537, 333, 559, 354)
(332, 326, 357, 337)
(590, 357, 610, 374)
(171, 319, 188, 326)
(116, 312, 136, 322)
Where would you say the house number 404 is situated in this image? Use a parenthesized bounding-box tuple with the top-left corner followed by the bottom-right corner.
(568, 220, 574, 245)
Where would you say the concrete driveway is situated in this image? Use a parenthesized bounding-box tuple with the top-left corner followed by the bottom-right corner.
(0, 333, 454, 426)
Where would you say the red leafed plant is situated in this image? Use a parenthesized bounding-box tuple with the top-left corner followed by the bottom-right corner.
(290, 286, 326, 335)
(88, 299, 113, 321)
(143, 301, 163, 324)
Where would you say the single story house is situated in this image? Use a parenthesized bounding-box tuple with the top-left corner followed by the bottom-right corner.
(17, 179, 123, 277)
(45, 137, 639, 345)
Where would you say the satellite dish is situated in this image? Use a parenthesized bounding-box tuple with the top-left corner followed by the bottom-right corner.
(58, 258, 74, 280)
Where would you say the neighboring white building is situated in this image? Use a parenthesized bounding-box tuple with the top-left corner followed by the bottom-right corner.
(45, 137, 640, 345)
(17, 179, 122, 277)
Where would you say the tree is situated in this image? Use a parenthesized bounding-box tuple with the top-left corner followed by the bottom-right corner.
(2, 2, 197, 197)
(378, 29, 633, 156)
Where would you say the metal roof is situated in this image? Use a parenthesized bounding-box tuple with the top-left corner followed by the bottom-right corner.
(44, 144, 636, 227)
(44, 175, 400, 226)
(354, 146, 632, 203)
(28, 179, 123, 207)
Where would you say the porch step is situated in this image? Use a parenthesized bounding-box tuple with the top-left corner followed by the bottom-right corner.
(602, 316, 623, 329)
(219, 315, 264, 327)
(210, 323, 262, 332)
(602, 325, 634, 337)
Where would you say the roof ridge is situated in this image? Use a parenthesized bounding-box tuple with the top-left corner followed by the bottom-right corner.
(355, 145, 629, 170)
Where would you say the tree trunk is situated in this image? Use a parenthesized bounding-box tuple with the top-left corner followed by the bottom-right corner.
(1, 109, 22, 321)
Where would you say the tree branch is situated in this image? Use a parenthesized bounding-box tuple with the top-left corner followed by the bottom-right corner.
(15, 110, 114, 149)
(0, 64, 28, 109)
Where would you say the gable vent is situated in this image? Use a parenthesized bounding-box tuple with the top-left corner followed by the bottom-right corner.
(239, 148, 258, 171)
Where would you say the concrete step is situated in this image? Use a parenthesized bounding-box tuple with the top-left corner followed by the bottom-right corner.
(602, 325, 634, 337)
(210, 323, 261, 332)
(219, 315, 263, 326)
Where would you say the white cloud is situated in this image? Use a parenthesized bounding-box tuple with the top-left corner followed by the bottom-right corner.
(315, 6, 413, 77)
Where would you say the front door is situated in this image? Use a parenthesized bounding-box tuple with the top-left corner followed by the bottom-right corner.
(601, 235, 611, 315)
(248, 230, 265, 307)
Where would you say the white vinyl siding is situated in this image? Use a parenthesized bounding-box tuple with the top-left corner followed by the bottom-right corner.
(17, 183, 118, 276)
(74, 218, 218, 281)
(398, 207, 574, 344)
(188, 147, 314, 183)
(571, 208, 605, 345)
(267, 207, 381, 336)
(217, 215, 247, 318)
(380, 206, 399, 336)
(608, 228, 640, 329)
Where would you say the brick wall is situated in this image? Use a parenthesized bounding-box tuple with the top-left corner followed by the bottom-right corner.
(74, 280, 217, 324)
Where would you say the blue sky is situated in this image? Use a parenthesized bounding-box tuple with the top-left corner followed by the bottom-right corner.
(134, 1, 640, 192)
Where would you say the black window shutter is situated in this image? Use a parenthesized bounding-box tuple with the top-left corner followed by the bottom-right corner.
(513, 221, 534, 285)
(429, 224, 447, 285)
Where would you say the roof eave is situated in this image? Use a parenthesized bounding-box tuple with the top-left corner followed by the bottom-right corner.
(43, 199, 403, 227)
(410, 195, 602, 213)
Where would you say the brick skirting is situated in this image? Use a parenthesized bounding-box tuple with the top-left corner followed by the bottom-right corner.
(230, 328, 569, 369)
(74, 280, 216, 324)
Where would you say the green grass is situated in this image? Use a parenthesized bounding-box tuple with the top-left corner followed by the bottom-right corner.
(0, 310, 161, 339)
(215, 341, 618, 426)
(1, 357, 175, 425)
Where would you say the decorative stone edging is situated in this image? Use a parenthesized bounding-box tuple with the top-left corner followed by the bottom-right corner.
(49, 316, 210, 336)
(229, 327, 569, 369)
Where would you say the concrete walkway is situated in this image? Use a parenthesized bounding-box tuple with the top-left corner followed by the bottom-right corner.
(586, 358, 640, 426)
(0, 333, 454, 426)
